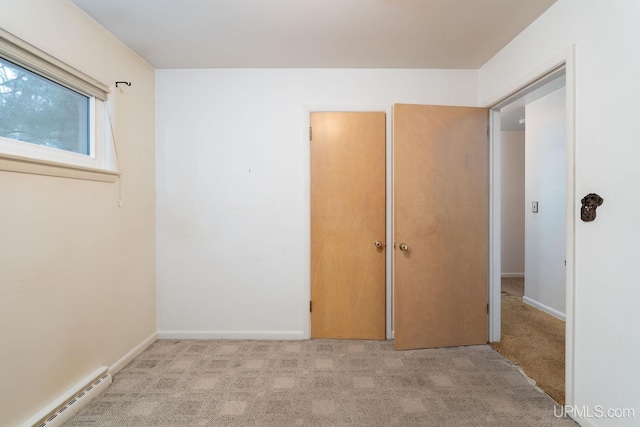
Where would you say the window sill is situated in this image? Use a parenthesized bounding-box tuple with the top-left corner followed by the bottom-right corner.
(0, 153, 119, 182)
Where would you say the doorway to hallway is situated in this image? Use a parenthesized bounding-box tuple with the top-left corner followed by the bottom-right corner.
(490, 65, 570, 405)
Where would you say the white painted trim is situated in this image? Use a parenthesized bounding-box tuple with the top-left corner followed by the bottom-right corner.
(563, 46, 577, 409)
(0, 152, 119, 182)
(501, 273, 525, 278)
(20, 367, 109, 427)
(481, 50, 572, 108)
(523, 296, 566, 321)
(0, 91, 119, 180)
(571, 415, 596, 427)
(109, 331, 157, 375)
(489, 110, 502, 342)
(302, 105, 394, 340)
(157, 330, 305, 340)
(0, 27, 109, 101)
(485, 46, 576, 407)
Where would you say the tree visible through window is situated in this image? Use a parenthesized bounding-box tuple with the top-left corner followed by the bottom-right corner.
(0, 57, 89, 155)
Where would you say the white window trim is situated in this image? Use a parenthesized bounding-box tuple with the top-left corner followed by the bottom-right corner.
(0, 27, 108, 101)
(0, 27, 118, 182)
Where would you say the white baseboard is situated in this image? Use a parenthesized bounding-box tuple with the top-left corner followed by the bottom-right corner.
(570, 415, 595, 427)
(157, 330, 306, 340)
(523, 296, 566, 321)
(501, 273, 525, 278)
(109, 331, 157, 375)
(21, 332, 157, 427)
(21, 367, 110, 427)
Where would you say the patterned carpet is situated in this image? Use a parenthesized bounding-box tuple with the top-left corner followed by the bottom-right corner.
(491, 277, 566, 405)
(65, 339, 578, 426)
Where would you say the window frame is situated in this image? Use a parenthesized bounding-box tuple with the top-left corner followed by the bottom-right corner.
(0, 27, 118, 182)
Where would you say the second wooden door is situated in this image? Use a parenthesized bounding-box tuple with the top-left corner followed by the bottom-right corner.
(394, 103, 489, 350)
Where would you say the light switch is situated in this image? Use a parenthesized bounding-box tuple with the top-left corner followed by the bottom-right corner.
(532, 201, 539, 213)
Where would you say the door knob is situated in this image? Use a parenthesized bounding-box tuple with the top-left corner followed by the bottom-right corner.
(374, 240, 384, 249)
(399, 243, 409, 251)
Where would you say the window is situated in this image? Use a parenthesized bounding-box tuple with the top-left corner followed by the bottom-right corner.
(0, 57, 90, 155)
(0, 27, 116, 181)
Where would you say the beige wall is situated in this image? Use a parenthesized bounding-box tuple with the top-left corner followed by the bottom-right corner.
(0, 1, 156, 425)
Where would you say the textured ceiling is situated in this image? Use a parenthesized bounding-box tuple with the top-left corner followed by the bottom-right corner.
(71, 0, 556, 69)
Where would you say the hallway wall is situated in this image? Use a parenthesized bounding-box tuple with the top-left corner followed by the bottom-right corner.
(524, 87, 567, 319)
(501, 130, 525, 276)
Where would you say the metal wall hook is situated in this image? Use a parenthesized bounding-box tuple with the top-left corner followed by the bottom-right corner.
(115, 81, 132, 87)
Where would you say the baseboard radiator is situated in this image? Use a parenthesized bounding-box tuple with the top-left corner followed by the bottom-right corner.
(25, 367, 112, 427)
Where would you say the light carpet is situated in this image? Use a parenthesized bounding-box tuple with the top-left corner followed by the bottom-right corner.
(65, 339, 578, 426)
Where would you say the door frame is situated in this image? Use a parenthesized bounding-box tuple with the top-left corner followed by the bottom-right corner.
(485, 46, 576, 406)
(303, 105, 394, 340)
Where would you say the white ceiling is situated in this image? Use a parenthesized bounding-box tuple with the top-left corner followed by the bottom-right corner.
(70, 0, 556, 70)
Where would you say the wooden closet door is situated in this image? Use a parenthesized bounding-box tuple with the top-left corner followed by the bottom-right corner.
(311, 111, 386, 339)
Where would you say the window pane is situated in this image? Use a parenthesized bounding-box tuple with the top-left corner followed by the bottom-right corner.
(0, 57, 89, 155)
